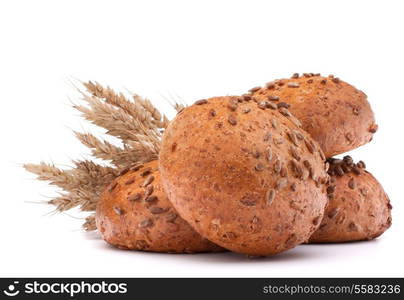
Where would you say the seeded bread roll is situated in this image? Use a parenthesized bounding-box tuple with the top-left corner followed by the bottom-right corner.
(309, 156, 392, 243)
(250, 73, 377, 158)
(159, 96, 329, 256)
(96, 160, 223, 253)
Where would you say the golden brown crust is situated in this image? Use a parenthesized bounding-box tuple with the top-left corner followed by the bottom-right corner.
(309, 157, 392, 243)
(159, 96, 329, 256)
(251, 74, 377, 158)
(96, 160, 223, 253)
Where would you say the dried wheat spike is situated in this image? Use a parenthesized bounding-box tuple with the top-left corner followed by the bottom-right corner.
(84, 81, 168, 130)
(24, 162, 80, 191)
(26, 81, 172, 230)
(83, 214, 96, 231)
(174, 102, 186, 112)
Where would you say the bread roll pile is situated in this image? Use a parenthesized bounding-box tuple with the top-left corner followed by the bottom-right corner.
(97, 73, 392, 256)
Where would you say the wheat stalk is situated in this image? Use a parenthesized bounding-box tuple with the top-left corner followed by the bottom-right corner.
(26, 81, 175, 230)
(174, 102, 186, 112)
(74, 132, 125, 165)
(24, 160, 118, 213)
(74, 95, 142, 141)
(83, 81, 167, 129)
(133, 94, 170, 129)
(24, 163, 77, 191)
(83, 214, 96, 231)
(74, 94, 162, 149)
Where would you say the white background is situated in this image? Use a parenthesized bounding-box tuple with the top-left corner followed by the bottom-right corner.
(0, 0, 403, 277)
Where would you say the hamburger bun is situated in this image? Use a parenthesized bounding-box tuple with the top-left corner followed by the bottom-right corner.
(251, 73, 377, 158)
(96, 160, 223, 253)
(309, 156, 392, 243)
(159, 96, 329, 256)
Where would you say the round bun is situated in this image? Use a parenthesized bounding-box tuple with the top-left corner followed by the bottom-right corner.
(251, 73, 377, 158)
(96, 160, 223, 253)
(309, 156, 392, 243)
(159, 96, 329, 256)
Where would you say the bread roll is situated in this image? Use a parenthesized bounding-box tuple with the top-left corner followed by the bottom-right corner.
(96, 160, 223, 253)
(159, 96, 328, 256)
(309, 156, 392, 243)
(251, 73, 377, 158)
